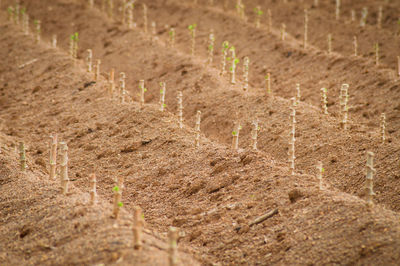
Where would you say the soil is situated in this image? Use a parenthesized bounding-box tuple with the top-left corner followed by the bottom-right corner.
(1, 0, 400, 265)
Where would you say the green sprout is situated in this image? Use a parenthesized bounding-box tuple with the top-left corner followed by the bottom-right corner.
(222, 41, 229, 51)
(322, 168, 325, 173)
(113, 186, 120, 192)
(118, 202, 123, 207)
(34, 19, 39, 25)
(160, 89, 164, 94)
(188, 24, 197, 31)
(265, 74, 269, 80)
(20, 8, 26, 15)
(7, 7, 13, 15)
(254, 7, 263, 16)
(163, 103, 167, 107)
(208, 44, 214, 50)
(232, 131, 237, 136)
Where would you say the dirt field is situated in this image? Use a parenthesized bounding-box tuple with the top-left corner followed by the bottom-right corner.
(1, 0, 400, 265)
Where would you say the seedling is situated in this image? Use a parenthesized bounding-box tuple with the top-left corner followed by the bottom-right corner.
(177, 91, 183, 129)
(49, 134, 58, 180)
(52, 35, 57, 48)
(374, 43, 379, 66)
(159, 82, 166, 111)
(94, 59, 101, 81)
(360, 7, 368, 27)
(127, 3, 134, 29)
(89, 173, 97, 205)
(316, 161, 324, 190)
(59, 142, 69, 195)
(254, 6, 263, 29)
(220, 41, 230, 76)
(327, 33, 332, 54)
(281, 23, 286, 41)
(377, 6, 383, 29)
(207, 29, 215, 66)
(380, 113, 386, 144)
(288, 97, 296, 175)
(335, 0, 340, 20)
(242, 57, 249, 91)
(251, 119, 259, 150)
(295, 83, 301, 105)
(112, 185, 122, 219)
(168, 227, 178, 266)
(321, 88, 328, 114)
(353, 36, 358, 56)
(86, 49, 93, 73)
(73, 32, 79, 60)
(133, 206, 144, 250)
(7, 6, 14, 22)
(194, 110, 201, 147)
(34, 20, 41, 43)
(109, 68, 115, 97)
(119, 72, 126, 104)
(19, 142, 26, 171)
(304, 9, 308, 49)
(231, 122, 241, 151)
(228, 46, 239, 84)
(143, 4, 148, 34)
(339, 84, 349, 130)
(169, 27, 175, 48)
(188, 24, 197, 56)
(365, 151, 376, 205)
(267, 9, 272, 34)
(235, 0, 245, 20)
(265, 73, 271, 94)
(139, 80, 146, 107)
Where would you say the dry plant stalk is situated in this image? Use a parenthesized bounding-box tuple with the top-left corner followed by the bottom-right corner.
(127, 3, 134, 29)
(168, 227, 178, 266)
(133, 206, 144, 250)
(314, 0, 319, 7)
(60, 142, 69, 195)
(194, 110, 201, 147)
(288, 97, 296, 175)
(251, 119, 259, 150)
(295, 83, 301, 105)
(143, 4, 148, 34)
(303, 9, 308, 49)
(360, 7, 368, 27)
(121, 0, 126, 24)
(316, 161, 324, 190)
(151, 21, 156, 36)
(207, 29, 215, 66)
(89, 0, 94, 8)
(34, 20, 41, 43)
(281, 23, 286, 41)
(265, 73, 271, 95)
(73, 33, 79, 60)
(52, 34, 57, 48)
(327, 33, 332, 54)
(375, 43, 379, 66)
(119, 72, 126, 104)
(177, 91, 183, 128)
(351, 10, 356, 22)
(353, 36, 358, 56)
(339, 84, 349, 130)
(377, 6, 383, 29)
(89, 173, 97, 205)
(365, 151, 376, 205)
(231, 121, 241, 151)
(380, 113, 386, 144)
(398, 56, 400, 77)
(335, 0, 340, 20)
(86, 49, 93, 73)
(188, 24, 196, 56)
(94, 59, 101, 81)
(267, 9, 272, 34)
(22, 11, 29, 35)
(169, 27, 175, 48)
(19, 142, 26, 171)
(159, 82, 166, 111)
(108, 68, 115, 97)
(254, 6, 262, 29)
(49, 134, 58, 179)
(139, 80, 146, 107)
(112, 178, 124, 219)
(229, 46, 238, 84)
(321, 87, 328, 114)
(220, 41, 229, 76)
(242, 56, 249, 91)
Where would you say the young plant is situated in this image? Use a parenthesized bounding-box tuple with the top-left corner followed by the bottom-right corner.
(231, 122, 241, 151)
(251, 119, 259, 150)
(194, 110, 201, 148)
(228, 46, 239, 84)
(49, 134, 58, 180)
(280, 23, 286, 41)
(235, 0, 245, 21)
(220, 41, 230, 76)
(303, 9, 308, 49)
(335, 0, 340, 20)
(188, 24, 197, 56)
(177, 91, 183, 128)
(377, 6, 383, 29)
(73, 32, 79, 60)
(112, 185, 123, 219)
(19, 142, 26, 171)
(34, 19, 41, 43)
(254, 6, 263, 29)
(374, 43, 379, 66)
(127, 3, 134, 29)
(207, 29, 215, 66)
(169, 27, 175, 48)
(360, 7, 368, 27)
(159, 82, 166, 111)
(365, 151, 376, 205)
(295, 83, 301, 106)
(119, 72, 126, 104)
(52, 34, 57, 48)
(7, 6, 14, 22)
(288, 97, 296, 175)
(265, 73, 271, 95)
(86, 49, 93, 73)
(353, 36, 358, 56)
(143, 4, 148, 34)
(60, 142, 69, 195)
(316, 161, 324, 190)
(327, 33, 332, 54)
(94, 59, 101, 81)
(339, 84, 349, 130)
(133, 206, 144, 250)
(139, 80, 146, 107)
(321, 87, 328, 114)
(380, 113, 386, 144)
(89, 173, 97, 205)
(242, 56, 249, 91)
(168, 227, 178, 266)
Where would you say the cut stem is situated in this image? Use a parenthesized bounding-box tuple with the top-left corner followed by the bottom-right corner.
(49, 134, 58, 180)
(194, 110, 201, 148)
(60, 142, 69, 195)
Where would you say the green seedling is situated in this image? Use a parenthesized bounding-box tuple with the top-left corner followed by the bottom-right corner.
(188, 24, 197, 55)
(242, 56, 249, 91)
(254, 6, 263, 28)
(220, 41, 230, 76)
(231, 122, 241, 150)
(169, 27, 175, 47)
(7, 6, 14, 22)
(113, 178, 124, 219)
(229, 46, 239, 84)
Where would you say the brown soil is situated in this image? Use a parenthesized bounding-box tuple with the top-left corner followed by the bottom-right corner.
(1, 0, 400, 265)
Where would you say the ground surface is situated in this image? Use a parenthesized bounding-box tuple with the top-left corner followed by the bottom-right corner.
(1, 0, 400, 265)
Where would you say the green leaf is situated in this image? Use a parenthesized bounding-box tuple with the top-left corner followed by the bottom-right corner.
(208, 44, 213, 50)
(265, 75, 269, 80)
(321, 168, 325, 173)
(232, 131, 237, 136)
(144, 88, 147, 92)
(118, 202, 123, 207)
(163, 103, 167, 107)
(234, 58, 239, 64)
(141, 213, 145, 219)
(113, 186, 119, 192)
(227, 57, 231, 61)
(160, 89, 164, 93)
